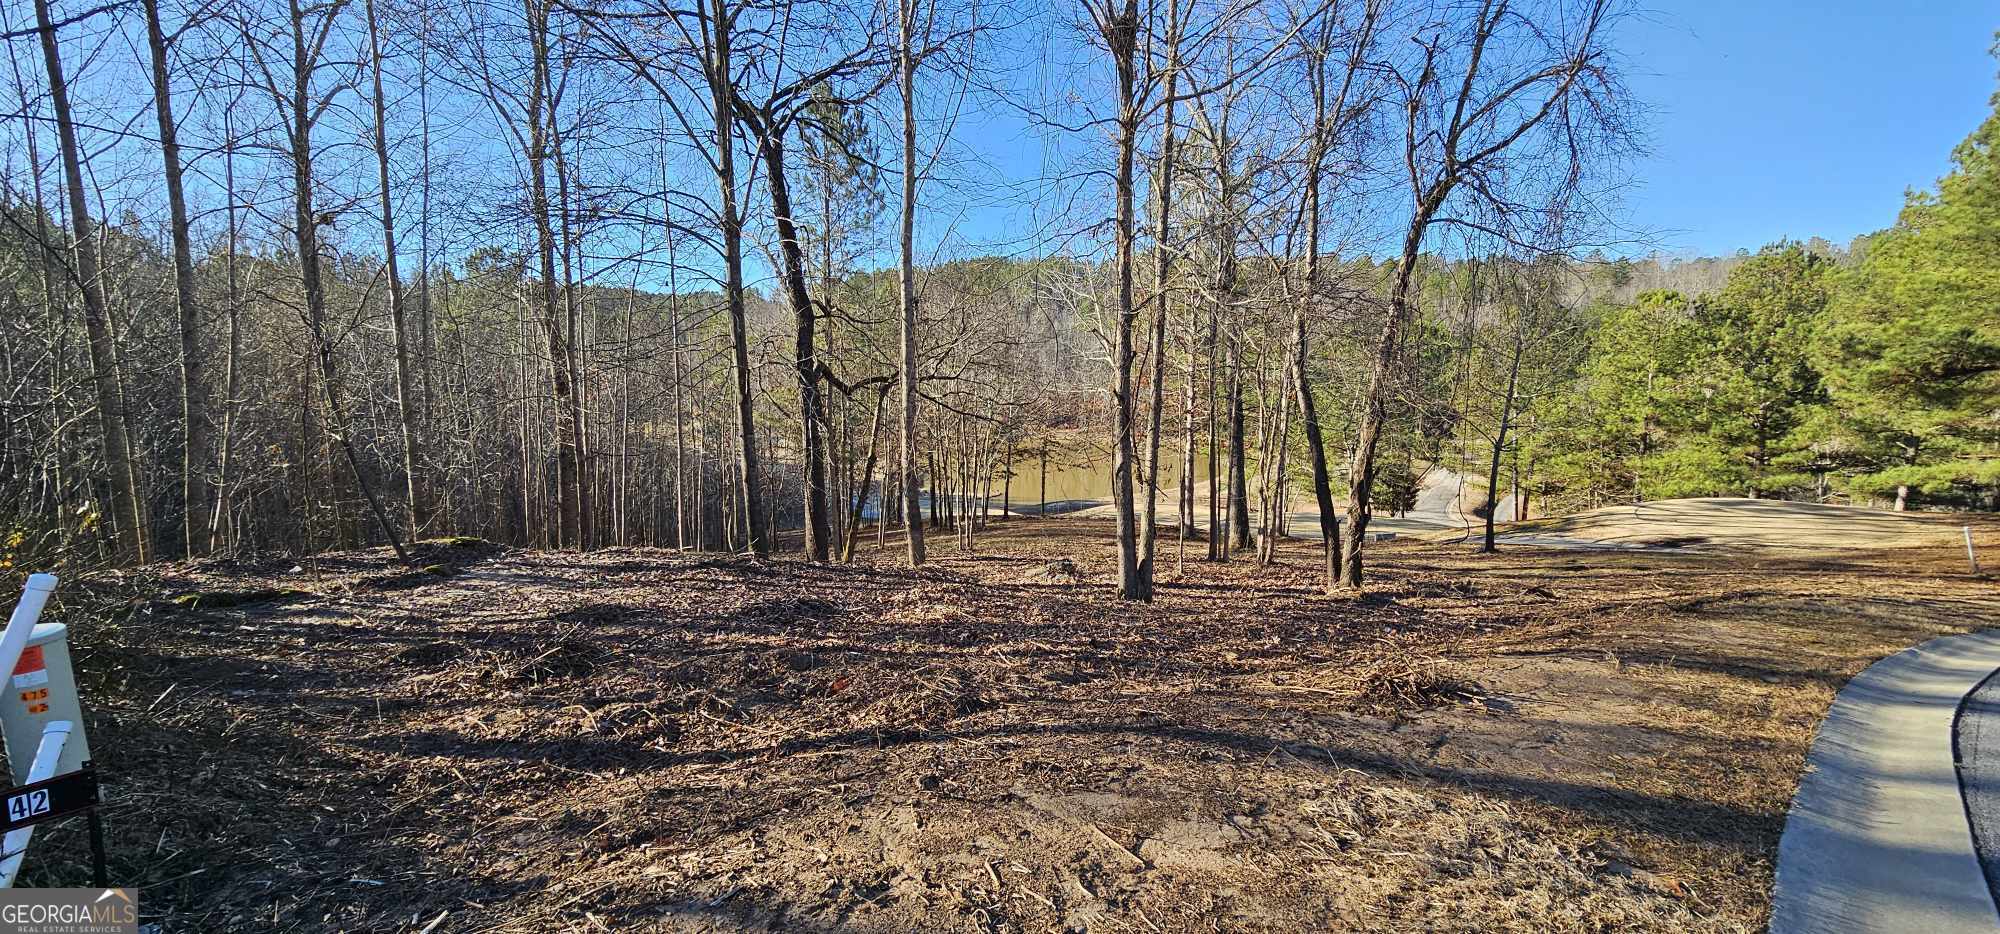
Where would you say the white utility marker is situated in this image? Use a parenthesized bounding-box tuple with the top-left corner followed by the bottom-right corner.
(0, 574, 97, 888)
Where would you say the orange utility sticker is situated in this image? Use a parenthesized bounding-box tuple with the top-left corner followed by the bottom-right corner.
(11, 646, 48, 690)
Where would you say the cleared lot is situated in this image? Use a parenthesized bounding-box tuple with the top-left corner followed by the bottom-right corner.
(19, 506, 2000, 931)
(1476, 497, 1963, 551)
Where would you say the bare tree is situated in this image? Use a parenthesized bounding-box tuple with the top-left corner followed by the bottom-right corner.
(1134, 0, 1185, 589)
(143, 0, 214, 557)
(34, 0, 147, 563)
(365, 0, 430, 538)
(1084, 0, 1312, 600)
(557, 0, 772, 556)
(704, 0, 769, 557)
(724, 9, 889, 563)
(1084, 0, 1148, 598)
(524, 0, 585, 549)
(1339, 0, 1625, 588)
(244, 0, 413, 563)
(1285, 0, 1377, 592)
(897, 0, 928, 566)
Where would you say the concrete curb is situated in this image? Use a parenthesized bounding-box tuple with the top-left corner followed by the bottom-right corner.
(1771, 629, 2000, 933)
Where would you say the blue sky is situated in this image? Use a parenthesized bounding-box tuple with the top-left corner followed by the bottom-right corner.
(1619, 1, 1998, 256)
(921, 1, 2000, 269)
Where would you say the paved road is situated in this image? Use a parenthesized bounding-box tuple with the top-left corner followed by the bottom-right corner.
(1956, 668, 2000, 913)
(1772, 630, 2000, 934)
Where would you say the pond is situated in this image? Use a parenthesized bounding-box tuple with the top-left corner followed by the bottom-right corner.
(853, 450, 1214, 518)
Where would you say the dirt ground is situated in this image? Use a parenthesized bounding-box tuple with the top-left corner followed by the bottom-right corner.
(17, 509, 2000, 932)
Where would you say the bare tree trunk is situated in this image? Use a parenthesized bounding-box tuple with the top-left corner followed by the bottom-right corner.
(706, 0, 767, 557)
(742, 112, 832, 561)
(144, 0, 211, 558)
(553, 118, 591, 548)
(37, 0, 146, 563)
(826, 373, 845, 552)
(417, 8, 437, 514)
(211, 108, 243, 552)
(1002, 442, 1012, 518)
(366, 0, 429, 540)
(841, 387, 888, 562)
(1259, 361, 1292, 565)
(617, 292, 633, 545)
(822, 211, 848, 556)
(1205, 295, 1220, 559)
(1291, 308, 1339, 585)
(516, 294, 536, 542)
(656, 154, 690, 549)
(891, 467, 902, 534)
(670, 307, 688, 549)
(1097, 0, 1149, 601)
(1178, 281, 1200, 562)
(1226, 335, 1250, 553)
(1137, 20, 1180, 589)
(897, 0, 927, 566)
(1481, 325, 1523, 553)
(278, 0, 409, 565)
(525, 0, 582, 548)
(1290, 8, 1373, 591)
(1340, 198, 1440, 587)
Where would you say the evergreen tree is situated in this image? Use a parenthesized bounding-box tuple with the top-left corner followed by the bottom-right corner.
(1817, 54, 2000, 508)
(1675, 244, 1829, 498)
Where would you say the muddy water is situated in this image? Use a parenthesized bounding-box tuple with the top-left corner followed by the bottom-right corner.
(1004, 459, 1515, 525)
(858, 454, 1212, 519)
(1002, 454, 1214, 512)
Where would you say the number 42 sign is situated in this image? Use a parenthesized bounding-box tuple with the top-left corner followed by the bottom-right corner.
(0, 767, 97, 834)
(6, 788, 48, 822)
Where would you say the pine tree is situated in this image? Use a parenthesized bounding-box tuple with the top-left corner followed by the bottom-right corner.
(1817, 51, 2000, 507)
